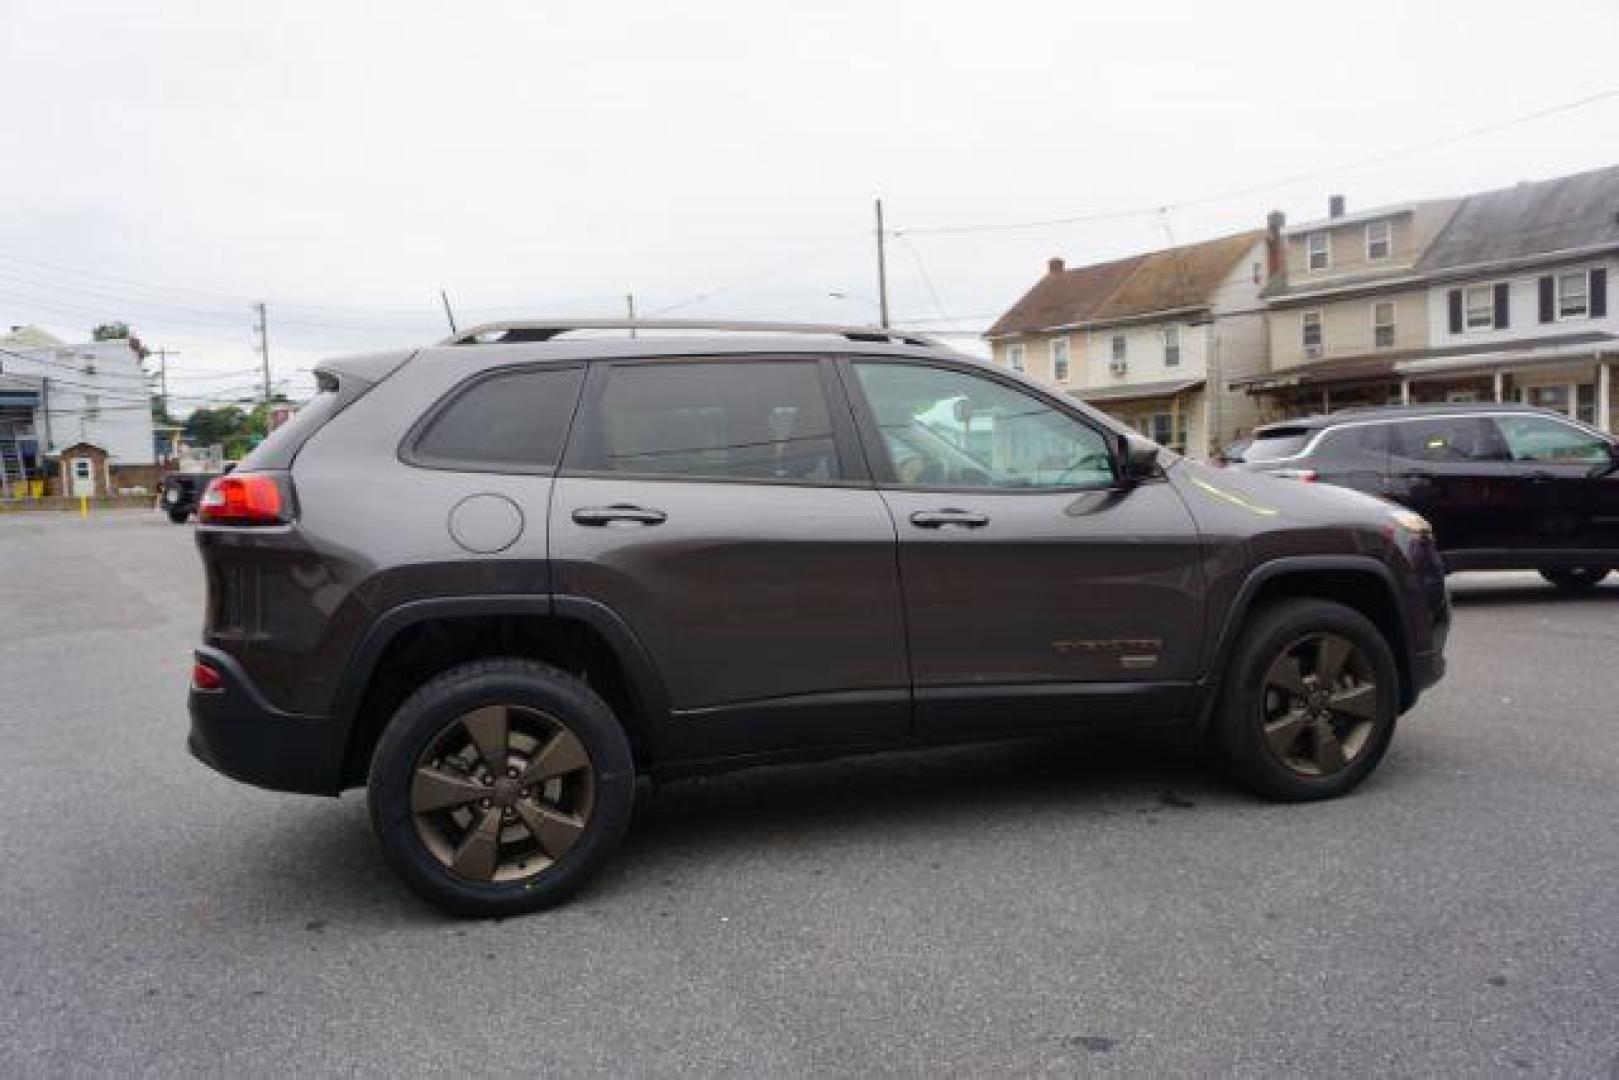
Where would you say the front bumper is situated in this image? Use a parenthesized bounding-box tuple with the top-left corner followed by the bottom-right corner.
(187, 647, 346, 796)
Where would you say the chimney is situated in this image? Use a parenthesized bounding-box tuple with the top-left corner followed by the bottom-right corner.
(1265, 210, 1286, 286)
(1328, 194, 1345, 218)
(1047, 257, 1066, 276)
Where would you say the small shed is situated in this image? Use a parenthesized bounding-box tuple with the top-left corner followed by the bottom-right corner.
(57, 441, 110, 498)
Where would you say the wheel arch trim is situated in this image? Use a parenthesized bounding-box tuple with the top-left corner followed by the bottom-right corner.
(329, 592, 670, 747)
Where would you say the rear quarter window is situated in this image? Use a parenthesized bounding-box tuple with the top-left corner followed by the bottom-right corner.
(409, 366, 584, 472)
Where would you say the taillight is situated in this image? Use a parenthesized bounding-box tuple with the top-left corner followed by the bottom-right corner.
(199, 473, 288, 525)
(191, 661, 225, 691)
(1273, 468, 1319, 483)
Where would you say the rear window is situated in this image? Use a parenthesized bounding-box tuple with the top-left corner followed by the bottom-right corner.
(1243, 427, 1315, 462)
(412, 366, 584, 471)
(238, 388, 342, 471)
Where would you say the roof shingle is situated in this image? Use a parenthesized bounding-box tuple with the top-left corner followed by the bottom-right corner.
(1418, 165, 1619, 272)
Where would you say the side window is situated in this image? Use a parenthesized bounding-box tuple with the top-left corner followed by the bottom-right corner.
(1391, 417, 1509, 464)
(852, 362, 1115, 490)
(412, 366, 584, 471)
(1496, 415, 1610, 465)
(584, 361, 841, 482)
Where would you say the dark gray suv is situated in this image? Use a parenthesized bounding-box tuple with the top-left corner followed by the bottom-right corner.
(188, 320, 1448, 916)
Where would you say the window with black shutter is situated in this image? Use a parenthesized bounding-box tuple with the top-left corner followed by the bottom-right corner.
(1538, 276, 1555, 323)
(1493, 283, 1510, 329)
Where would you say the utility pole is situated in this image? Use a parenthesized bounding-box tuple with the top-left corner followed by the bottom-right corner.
(439, 289, 458, 335)
(149, 348, 178, 419)
(874, 198, 891, 329)
(253, 302, 272, 406)
(626, 292, 637, 338)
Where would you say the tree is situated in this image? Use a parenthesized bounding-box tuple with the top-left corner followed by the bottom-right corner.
(184, 406, 251, 449)
(92, 321, 131, 341)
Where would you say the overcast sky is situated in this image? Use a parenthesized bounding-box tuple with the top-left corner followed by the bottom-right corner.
(3, 0, 1617, 410)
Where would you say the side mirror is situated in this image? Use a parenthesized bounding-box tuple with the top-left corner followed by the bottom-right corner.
(1116, 432, 1161, 486)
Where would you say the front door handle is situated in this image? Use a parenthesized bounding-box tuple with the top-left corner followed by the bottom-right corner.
(571, 504, 668, 526)
(909, 508, 989, 529)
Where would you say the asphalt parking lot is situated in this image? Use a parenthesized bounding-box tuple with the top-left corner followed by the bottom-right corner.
(1, 509, 1615, 1077)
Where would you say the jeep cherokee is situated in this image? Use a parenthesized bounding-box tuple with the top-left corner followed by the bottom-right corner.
(188, 320, 1449, 916)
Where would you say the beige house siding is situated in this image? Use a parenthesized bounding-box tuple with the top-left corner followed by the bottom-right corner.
(1209, 310, 1268, 444)
(990, 335, 1082, 391)
(1285, 200, 1459, 283)
(1269, 287, 1429, 369)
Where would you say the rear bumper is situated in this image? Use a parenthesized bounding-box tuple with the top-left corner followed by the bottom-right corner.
(187, 647, 346, 796)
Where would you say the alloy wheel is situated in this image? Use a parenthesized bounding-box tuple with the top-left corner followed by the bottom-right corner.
(1259, 633, 1381, 778)
(410, 704, 595, 883)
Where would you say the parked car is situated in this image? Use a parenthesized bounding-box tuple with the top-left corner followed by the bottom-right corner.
(187, 320, 1448, 916)
(159, 466, 230, 524)
(1238, 404, 1619, 589)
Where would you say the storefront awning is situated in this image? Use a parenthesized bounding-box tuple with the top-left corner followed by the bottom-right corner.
(1073, 377, 1204, 406)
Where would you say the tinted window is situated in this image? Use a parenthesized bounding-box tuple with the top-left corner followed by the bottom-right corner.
(1391, 416, 1508, 463)
(1244, 427, 1314, 462)
(589, 361, 840, 481)
(853, 362, 1113, 489)
(414, 366, 583, 470)
(1496, 415, 1610, 464)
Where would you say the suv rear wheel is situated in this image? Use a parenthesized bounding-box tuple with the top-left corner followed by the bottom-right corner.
(1211, 599, 1398, 802)
(367, 658, 635, 917)
(1539, 567, 1609, 591)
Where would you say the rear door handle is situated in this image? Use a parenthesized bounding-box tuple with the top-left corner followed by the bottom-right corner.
(909, 509, 989, 529)
(571, 504, 668, 526)
(1399, 471, 1435, 482)
(1525, 470, 1554, 483)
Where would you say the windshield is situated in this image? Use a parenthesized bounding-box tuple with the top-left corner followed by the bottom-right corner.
(1243, 427, 1315, 462)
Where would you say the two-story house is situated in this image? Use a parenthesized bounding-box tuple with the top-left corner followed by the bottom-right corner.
(985, 230, 1269, 458)
(1395, 165, 1618, 432)
(1236, 195, 1460, 418)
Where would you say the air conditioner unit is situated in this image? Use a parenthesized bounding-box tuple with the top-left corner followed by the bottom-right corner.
(1109, 359, 1128, 376)
(1304, 344, 1323, 359)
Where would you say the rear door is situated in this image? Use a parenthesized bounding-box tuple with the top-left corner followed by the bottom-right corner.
(842, 357, 1203, 739)
(1304, 422, 1390, 495)
(550, 356, 909, 760)
(1493, 413, 1619, 553)
(1384, 415, 1518, 556)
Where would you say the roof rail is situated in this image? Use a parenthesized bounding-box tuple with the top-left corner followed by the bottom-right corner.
(440, 318, 942, 349)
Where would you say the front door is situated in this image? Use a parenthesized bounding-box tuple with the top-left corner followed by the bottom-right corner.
(842, 358, 1203, 738)
(1384, 414, 1519, 556)
(69, 458, 95, 497)
(551, 356, 908, 760)
(1493, 412, 1619, 553)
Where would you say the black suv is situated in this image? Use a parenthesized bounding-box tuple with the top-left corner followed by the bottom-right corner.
(1238, 404, 1619, 590)
(188, 320, 1448, 916)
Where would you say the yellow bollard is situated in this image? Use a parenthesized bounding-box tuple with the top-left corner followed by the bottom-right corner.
(79, 495, 88, 518)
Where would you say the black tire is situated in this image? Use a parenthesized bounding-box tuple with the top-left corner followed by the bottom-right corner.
(166, 505, 191, 524)
(1539, 567, 1609, 591)
(368, 658, 635, 917)
(1210, 599, 1399, 802)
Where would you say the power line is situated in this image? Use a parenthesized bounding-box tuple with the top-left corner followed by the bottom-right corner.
(894, 87, 1619, 237)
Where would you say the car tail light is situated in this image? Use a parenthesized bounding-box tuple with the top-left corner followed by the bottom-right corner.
(191, 661, 225, 691)
(1272, 468, 1319, 482)
(199, 473, 288, 525)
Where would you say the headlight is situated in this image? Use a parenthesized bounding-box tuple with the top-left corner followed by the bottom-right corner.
(1388, 509, 1433, 536)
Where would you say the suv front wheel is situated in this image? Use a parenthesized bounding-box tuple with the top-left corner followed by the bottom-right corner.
(1211, 599, 1399, 802)
(368, 658, 636, 917)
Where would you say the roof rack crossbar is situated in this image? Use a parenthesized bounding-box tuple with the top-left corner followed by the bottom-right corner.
(440, 318, 941, 349)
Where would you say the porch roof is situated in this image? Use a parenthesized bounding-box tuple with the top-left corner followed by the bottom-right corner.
(1072, 376, 1204, 405)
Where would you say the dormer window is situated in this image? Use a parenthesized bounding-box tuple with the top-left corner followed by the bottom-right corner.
(1306, 231, 1329, 271)
(1365, 220, 1392, 261)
